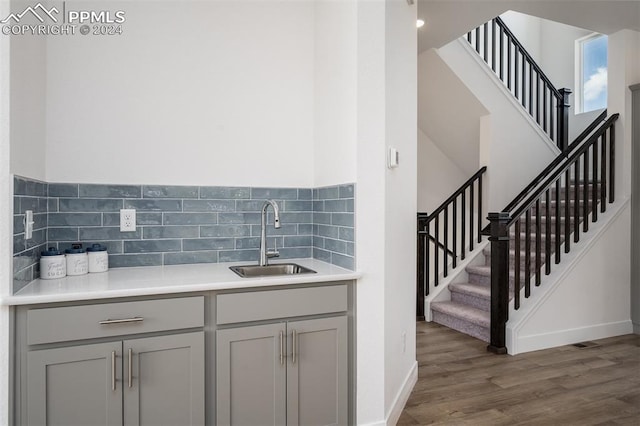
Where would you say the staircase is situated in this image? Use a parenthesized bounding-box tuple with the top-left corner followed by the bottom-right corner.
(431, 182, 600, 342)
(417, 15, 621, 352)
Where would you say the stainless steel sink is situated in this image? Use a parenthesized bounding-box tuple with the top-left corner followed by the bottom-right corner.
(229, 263, 317, 278)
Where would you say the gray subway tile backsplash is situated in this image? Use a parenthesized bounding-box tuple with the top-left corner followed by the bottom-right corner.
(143, 185, 199, 199)
(312, 184, 355, 269)
(79, 184, 141, 199)
(12, 177, 356, 292)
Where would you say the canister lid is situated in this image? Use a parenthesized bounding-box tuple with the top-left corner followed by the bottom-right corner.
(65, 243, 86, 254)
(41, 247, 62, 256)
(86, 243, 107, 252)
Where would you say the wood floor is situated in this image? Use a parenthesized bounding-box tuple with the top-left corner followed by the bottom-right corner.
(398, 322, 640, 425)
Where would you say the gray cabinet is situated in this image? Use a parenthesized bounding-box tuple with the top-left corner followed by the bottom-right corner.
(216, 323, 287, 426)
(123, 333, 205, 426)
(216, 286, 349, 426)
(286, 317, 348, 426)
(27, 342, 123, 426)
(22, 297, 205, 426)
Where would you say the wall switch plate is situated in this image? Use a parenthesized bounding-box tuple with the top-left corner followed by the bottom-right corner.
(24, 210, 34, 239)
(120, 209, 136, 232)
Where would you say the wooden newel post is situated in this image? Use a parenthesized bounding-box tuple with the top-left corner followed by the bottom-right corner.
(558, 88, 572, 152)
(487, 212, 510, 354)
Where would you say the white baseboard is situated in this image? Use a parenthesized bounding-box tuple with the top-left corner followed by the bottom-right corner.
(385, 361, 417, 426)
(633, 322, 640, 335)
(514, 320, 633, 354)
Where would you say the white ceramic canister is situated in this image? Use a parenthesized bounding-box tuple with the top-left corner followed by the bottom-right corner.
(39, 247, 67, 280)
(87, 243, 109, 273)
(65, 244, 88, 276)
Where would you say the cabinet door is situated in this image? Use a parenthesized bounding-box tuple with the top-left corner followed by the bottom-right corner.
(27, 341, 123, 426)
(216, 323, 287, 426)
(123, 332, 204, 426)
(287, 316, 348, 426)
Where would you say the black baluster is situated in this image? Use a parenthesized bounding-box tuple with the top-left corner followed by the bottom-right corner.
(499, 26, 504, 81)
(535, 198, 541, 286)
(417, 226, 426, 318)
(574, 160, 580, 243)
(467, 30, 472, 44)
(461, 188, 466, 260)
(543, 85, 548, 133)
(545, 189, 551, 275)
(476, 26, 480, 52)
(425, 221, 430, 293)
(507, 39, 512, 90)
(525, 209, 531, 298)
(528, 63, 533, 114)
(565, 169, 571, 253)
(583, 148, 589, 233)
(550, 96, 555, 143)
(483, 22, 489, 62)
(521, 54, 526, 108)
(514, 49, 519, 98)
(453, 197, 457, 269)
(601, 131, 607, 212)
(515, 219, 521, 310)
(434, 215, 439, 287)
(555, 178, 561, 264)
(478, 174, 483, 243)
(470, 183, 475, 251)
(610, 125, 615, 203)
(593, 138, 599, 222)
(491, 20, 497, 72)
(444, 207, 449, 278)
(536, 73, 541, 124)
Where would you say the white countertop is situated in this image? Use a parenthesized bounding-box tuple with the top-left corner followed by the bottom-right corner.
(3, 259, 361, 306)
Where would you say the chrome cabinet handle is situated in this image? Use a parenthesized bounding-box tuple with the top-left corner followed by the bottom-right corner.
(292, 330, 297, 365)
(279, 331, 284, 365)
(111, 351, 116, 391)
(128, 348, 133, 388)
(99, 317, 144, 325)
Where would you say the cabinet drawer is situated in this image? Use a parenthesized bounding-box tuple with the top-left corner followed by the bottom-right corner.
(217, 284, 347, 325)
(27, 296, 204, 345)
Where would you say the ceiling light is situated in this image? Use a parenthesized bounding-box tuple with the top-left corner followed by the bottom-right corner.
(417, 19, 425, 28)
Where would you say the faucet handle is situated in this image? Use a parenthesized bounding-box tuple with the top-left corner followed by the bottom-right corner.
(267, 238, 280, 258)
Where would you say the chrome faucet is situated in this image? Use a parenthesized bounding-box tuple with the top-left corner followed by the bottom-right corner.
(259, 199, 281, 266)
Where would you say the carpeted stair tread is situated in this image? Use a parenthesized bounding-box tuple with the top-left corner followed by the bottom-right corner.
(431, 301, 490, 328)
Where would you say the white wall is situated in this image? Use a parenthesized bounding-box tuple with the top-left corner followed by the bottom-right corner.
(313, 0, 357, 187)
(418, 48, 486, 176)
(9, 0, 46, 180)
(383, 0, 417, 423)
(417, 129, 467, 212)
(45, 1, 316, 187)
(509, 201, 633, 354)
(355, 1, 417, 424)
(437, 40, 558, 212)
(354, 1, 386, 422)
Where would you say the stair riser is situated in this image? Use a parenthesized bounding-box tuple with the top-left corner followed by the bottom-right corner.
(432, 311, 489, 342)
(468, 271, 531, 291)
(450, 290, 491, 312)
(485, 252, 551, 270)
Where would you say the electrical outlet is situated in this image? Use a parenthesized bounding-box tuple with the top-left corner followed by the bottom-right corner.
(120, 209, 136, 232)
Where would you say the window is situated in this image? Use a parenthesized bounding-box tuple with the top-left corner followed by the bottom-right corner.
(576, 33, 608, 113)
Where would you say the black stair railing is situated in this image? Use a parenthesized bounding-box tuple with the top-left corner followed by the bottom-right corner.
(486, 114, 619, 353)
(416, 166, 486, 320)
(466, 17, 571, 151)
